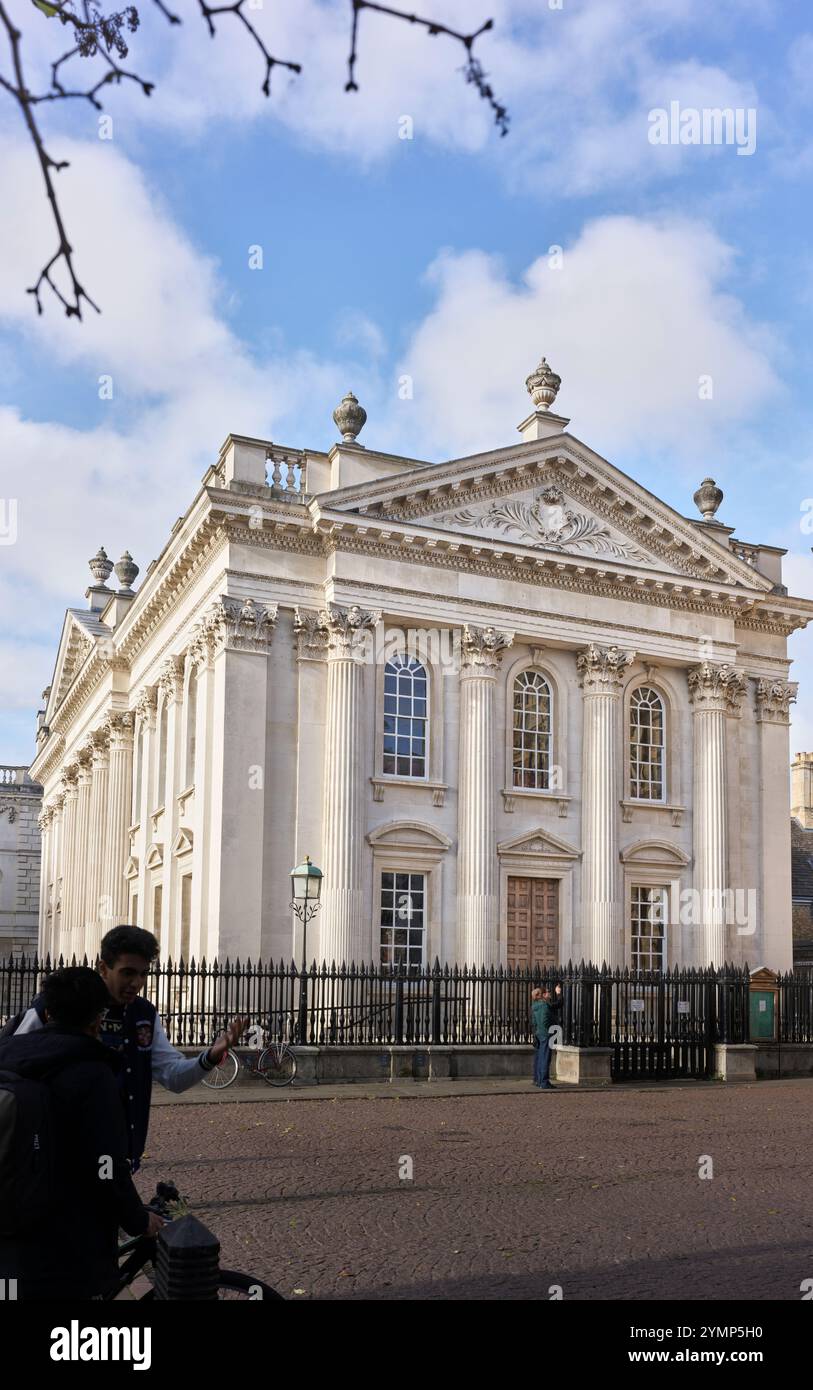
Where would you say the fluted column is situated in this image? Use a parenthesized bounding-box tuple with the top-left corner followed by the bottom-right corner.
(319, 604, 380, 965)
(83, 728, 110, 958)
(577, 643, 634, 967)
(49, 795, 64, 960)
(457, 624, 513, 966)
(37, 808, 52, 957)
(688, 661, 746, 967)
(102, 710, 135, 936)
(59, 766, 79, 951)
(157, 655, 185, 956)
(73, 748, 93, 960)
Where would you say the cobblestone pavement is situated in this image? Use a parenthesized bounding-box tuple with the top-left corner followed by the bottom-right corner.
(136, 1080, 813, 1301)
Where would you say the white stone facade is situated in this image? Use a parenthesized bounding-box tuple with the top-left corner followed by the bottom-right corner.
(0, 767, 43, 956)
(29, 378, 813, 971)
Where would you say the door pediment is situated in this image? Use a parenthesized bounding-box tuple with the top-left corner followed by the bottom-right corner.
(498, 828, 581, 860)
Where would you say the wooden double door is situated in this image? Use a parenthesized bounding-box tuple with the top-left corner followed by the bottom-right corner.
(506, 876, 560, 970)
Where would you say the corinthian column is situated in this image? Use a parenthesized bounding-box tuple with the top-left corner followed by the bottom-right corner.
(688, 661, 746, 966)
(457, 624, 513, 967)
(72, 749, 93, 960)
(577, 643, 634, 967)
(83, 727, 110, 959)
(103, 710, 135, 936)
(37, 807, 53, 957)
(319, 604, 380, 965)
(59, 768, 78, 953)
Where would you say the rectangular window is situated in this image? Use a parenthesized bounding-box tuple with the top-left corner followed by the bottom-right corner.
(630, 886, 666, 971)
(131, 892, 139, 927)
(379, 871, 426, 970)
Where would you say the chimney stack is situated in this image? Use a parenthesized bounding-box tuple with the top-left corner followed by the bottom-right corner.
(791, 752, 813, 830)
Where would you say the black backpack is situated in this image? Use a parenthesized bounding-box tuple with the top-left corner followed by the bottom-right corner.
(0, 1061, 71, 1236)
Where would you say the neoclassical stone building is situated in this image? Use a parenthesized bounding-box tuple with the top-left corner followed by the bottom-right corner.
(30, 362, 812, 970)
(0, 766, 42, 956)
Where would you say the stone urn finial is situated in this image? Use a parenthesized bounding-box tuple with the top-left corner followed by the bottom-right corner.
(114, 550, 139, 594)
(332, 390, 367, 445)
(693, 477, 724, 521)
(88, 546, 114, 586)
(525, 356, 562, 411)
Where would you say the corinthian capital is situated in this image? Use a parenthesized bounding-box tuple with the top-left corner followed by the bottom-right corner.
(158, 655, 186, 705)
(318, 604, 381, 659)
(204, 596, 279, 655)
(460, 624, 514, 673)
(688, 661, 746, 714)
(576, 643, 634, 693)
(133, 686, 158, 727)
(105, 708, 135, 749)
(755, 678, 798, 725)
(293, 607, 330, 663)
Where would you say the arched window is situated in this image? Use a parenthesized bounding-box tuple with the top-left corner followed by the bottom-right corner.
(383, 654, 428, 778)
(512, 670, 553, 789)
(630, 687, 665, 800)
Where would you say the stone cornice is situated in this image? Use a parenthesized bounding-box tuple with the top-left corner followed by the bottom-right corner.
(755, 677, 798, 724)
(576, 643, 635, 692)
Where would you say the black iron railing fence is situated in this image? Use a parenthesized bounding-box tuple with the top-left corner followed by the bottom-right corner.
(3, 954, 813, 1048)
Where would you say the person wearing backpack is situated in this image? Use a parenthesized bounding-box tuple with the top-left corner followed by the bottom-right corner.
(11, 924, 245, 1172)
(0, 967, 163, 1300)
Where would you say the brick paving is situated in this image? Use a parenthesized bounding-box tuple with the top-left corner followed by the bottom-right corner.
(136, 1079, 813, 1301)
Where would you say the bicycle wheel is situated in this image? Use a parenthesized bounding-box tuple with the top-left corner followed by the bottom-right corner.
(216, 1271, 284, 1300)
(258, 1043, 296, 1086)
(202, 1050, 239, 1089)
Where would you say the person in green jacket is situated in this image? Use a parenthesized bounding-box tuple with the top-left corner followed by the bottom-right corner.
(531, 984, 562, 1089)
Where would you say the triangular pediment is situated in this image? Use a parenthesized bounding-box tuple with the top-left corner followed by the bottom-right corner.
(498, 827, 581, 859)
(312, 435, 773, 590)
(46, 608, 111, 720)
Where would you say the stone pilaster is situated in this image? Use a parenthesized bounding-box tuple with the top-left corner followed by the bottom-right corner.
(688, 661, 746, 966)
(83, 727, 110, 958)
(291, 609, 330, 963)
(49, 795, 64, 959)
(577, 643, 634, 967)
(457, 624, 513, 966)
(203, 596, 279, 959)
(755, 678, 797, 970)
(102, 711, 135, 935)
(157, 655, 186, 956)
(319, 604, 380, 965)
(133, 686, 158, 932)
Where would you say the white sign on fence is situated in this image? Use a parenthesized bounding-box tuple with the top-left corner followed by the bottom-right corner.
(630, 999, 645, 1012)
(677, 1001, 690, 1014)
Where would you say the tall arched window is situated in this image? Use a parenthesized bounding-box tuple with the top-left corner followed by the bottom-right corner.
(383, 654, 428, 778)
(512, 670, 553, 789)
(630, 686, 665, 800)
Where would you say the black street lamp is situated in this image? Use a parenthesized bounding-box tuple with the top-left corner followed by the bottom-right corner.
(290, 856, 323, 1043)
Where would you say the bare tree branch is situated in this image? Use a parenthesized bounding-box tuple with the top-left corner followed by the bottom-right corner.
(346, 2, 509, 136)
(1, 0, 510, 319)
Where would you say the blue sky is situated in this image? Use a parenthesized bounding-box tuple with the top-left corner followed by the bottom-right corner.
(1, 0, 813, 762)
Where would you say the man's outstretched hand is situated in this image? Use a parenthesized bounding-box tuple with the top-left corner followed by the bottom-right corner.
(206, 1016, 248, 1066)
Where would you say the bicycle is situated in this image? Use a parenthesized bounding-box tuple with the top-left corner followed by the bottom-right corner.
(113, 1181, 283, 1301)
(202, 1016, 297, 1090)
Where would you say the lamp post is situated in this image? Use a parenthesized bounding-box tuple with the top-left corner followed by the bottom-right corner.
(290, 856, 323, 1044)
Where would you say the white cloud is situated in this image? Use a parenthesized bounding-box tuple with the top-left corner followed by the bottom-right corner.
(390, 215, 782, 462)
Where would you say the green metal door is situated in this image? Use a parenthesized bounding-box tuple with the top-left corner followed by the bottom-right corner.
(749, 990, 775, 1040)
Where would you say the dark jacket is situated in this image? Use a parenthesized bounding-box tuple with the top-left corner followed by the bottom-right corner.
(531, 994, 562, 1042)
(0, 1025, 149, 1300)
